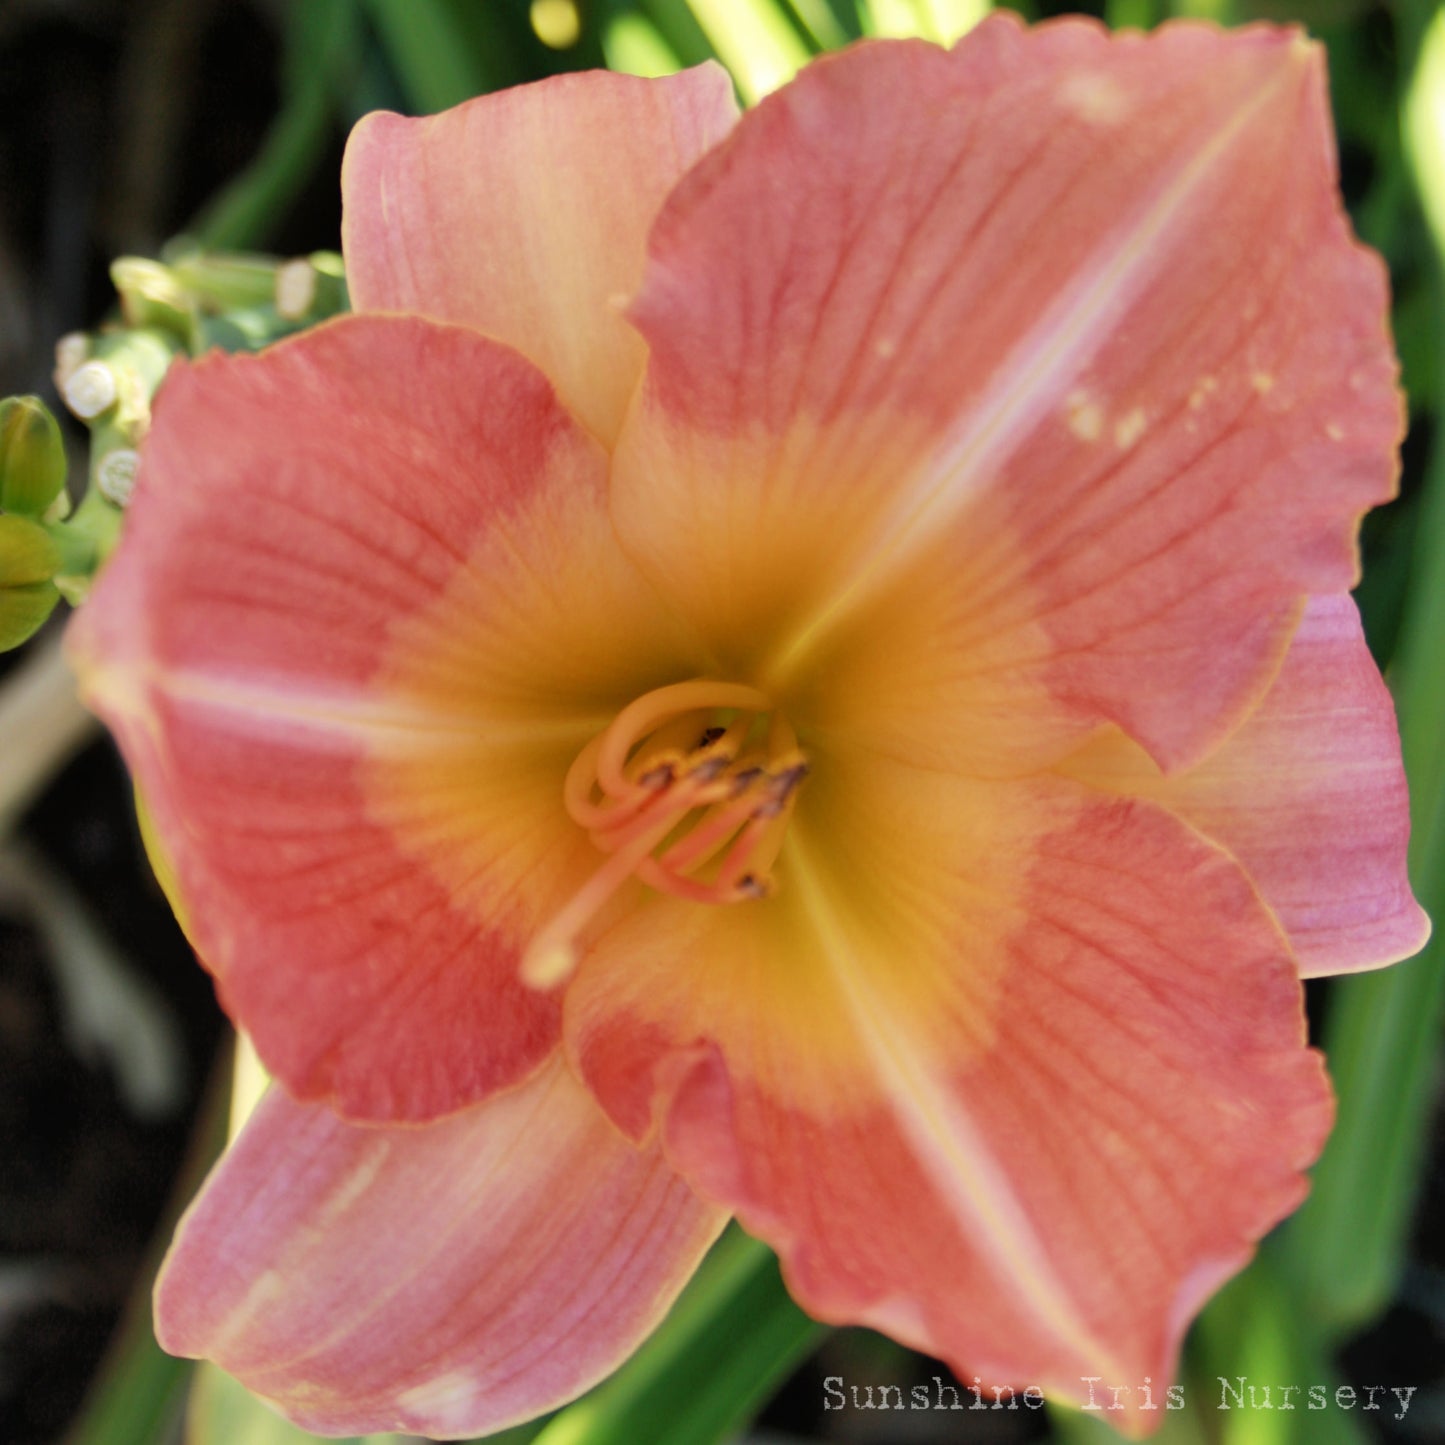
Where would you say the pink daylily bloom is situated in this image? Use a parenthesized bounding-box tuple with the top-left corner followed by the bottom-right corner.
(67, 16, 1429, 1441)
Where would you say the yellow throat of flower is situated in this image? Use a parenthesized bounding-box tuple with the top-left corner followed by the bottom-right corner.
(521, 679, 808, 991)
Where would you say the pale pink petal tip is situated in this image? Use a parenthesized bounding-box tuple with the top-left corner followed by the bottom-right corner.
(155, 1058, 725, 1438)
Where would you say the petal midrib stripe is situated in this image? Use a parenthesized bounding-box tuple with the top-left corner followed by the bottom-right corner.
(766, 45, 1310, 685)
(787, 833, 1127, 1382)
(87, 661, 609, 751)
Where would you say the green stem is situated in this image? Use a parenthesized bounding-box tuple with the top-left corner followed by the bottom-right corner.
(190, 1, 360, 249)
(63, 1045, 234, 1445)
(359, 0, 501, 113)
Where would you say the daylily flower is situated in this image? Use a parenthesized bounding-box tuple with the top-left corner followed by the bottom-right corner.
(68, 13, 1428, 1441)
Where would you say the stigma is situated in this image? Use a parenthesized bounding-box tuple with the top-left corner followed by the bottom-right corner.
(520, 679, 808, 991)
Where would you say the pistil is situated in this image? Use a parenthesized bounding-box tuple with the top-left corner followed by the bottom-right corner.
(520, 679, 808, 991)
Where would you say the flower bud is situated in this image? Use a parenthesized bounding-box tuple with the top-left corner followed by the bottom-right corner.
(273, 252, 348, 322)
(96, 447, 141, 507)
(62, 360, 119, 421)
(111, 257, 193, 336)
(274, 259, 318, 321)
(53, 332, 90, 388)
(62, 329, 181, 434)
(0, 513, 62, 650)
(167, 252, 281, 312)
(0, 396, 67, 517)
(0, 514, 60, 585)
(0, 581, 59, 650)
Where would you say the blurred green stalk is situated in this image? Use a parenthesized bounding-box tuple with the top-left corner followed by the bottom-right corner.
(681, 0, 810, 101)
(191, 0, 360, 249)
(187, 1362, 409, 1445)
(603, 12, 685, 78)
(358, 0, 504, 112)
(64, 1046, 234, 1445)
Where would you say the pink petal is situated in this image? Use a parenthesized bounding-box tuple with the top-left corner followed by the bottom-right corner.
(67, 315, 704, 1122)
(343, 66, 739, 448)
(156, 1055, 726, 1439)
(613, 17, 1400, 772)
(567, 774, 1332, 1427)
(1064, 594, 1429, 975)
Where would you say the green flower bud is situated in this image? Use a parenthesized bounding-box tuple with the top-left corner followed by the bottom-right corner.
(0, 582, 59, 650)
(111, 257, 194, 338)
(95, 446, 141, 507)
(61, 359, 119, 420)
(167, 251, 281, 312)
(0, 513, 62, 650)
(53, 332, 90, 388)
(0, 396, 67, 517)
(0, 513, 62, 585)
(61, 328, 181, 433)
(275, 253, 349, 322)
(274, 259, 319, 321)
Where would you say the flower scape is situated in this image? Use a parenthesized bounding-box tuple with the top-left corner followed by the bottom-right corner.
(66, 12, 1429, 1441)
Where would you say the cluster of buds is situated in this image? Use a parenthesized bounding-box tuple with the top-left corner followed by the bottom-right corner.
(0, 248, 349, 651)
(108, 248, 347, 353)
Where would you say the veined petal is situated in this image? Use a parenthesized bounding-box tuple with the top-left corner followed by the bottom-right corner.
(613, 16, 1399, 771)
(566, 765, 1331, 1425)
(155, 1054, 727, 1439)
(67, 315, 704, 1121)
(1063, 594, 1430, 976)
(343, 66, 739, 449)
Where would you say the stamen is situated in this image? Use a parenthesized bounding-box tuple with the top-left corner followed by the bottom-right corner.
(635, 759, 679, 790)
(520, 775, 709, 990)
(522, 679, 808, 991)
(657, 790, 761, 873)
(715, 816, 781, 894)
(594, 680, 769, 798)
